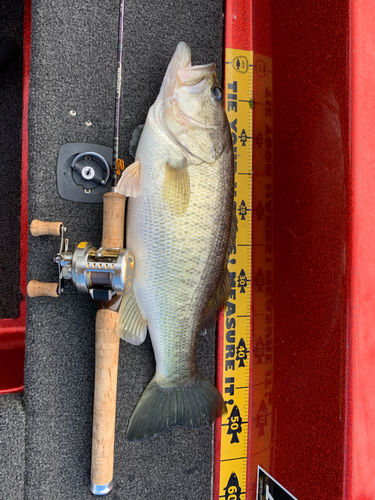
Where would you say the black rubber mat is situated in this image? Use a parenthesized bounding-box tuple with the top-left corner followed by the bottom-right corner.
(0, 0, 23, 319)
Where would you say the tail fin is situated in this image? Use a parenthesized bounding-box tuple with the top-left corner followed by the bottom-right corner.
(126, 371, 227, 441)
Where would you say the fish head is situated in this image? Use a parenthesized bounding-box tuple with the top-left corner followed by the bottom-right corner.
(154, 42, 230, 164)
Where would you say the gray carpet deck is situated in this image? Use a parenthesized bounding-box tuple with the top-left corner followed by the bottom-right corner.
(0, 393, 25, 500)
(25, 1, 224, 499)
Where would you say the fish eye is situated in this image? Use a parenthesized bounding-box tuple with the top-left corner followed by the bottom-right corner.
(212, 86, 224, 101)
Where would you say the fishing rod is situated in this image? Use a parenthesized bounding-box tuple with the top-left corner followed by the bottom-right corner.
(112, 0, 125, 187)
(27, 0, 131, 495)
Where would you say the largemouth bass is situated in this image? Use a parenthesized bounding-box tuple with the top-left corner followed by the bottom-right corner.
(116, 42, 235, 441)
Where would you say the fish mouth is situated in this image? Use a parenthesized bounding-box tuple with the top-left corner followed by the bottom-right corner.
(160, 42, 216, 99)
(154, 42, 219, 164)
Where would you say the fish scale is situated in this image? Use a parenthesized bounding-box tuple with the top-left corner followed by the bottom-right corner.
(128, 155, 230, 383)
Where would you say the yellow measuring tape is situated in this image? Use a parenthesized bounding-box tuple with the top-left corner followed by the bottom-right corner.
(217, 49, 274, 499)
(218, 47, 253, 498)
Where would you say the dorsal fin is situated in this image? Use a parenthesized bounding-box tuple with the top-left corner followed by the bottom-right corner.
(228, 207, 238, 257)
(201, 206, 237, 328)
(129, 124, 144, 158)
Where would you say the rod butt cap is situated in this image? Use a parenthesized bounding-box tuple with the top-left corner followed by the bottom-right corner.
(90, 481, 113, 496)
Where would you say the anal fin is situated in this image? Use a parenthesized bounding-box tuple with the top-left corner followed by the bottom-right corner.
(116, 293, 147, 345)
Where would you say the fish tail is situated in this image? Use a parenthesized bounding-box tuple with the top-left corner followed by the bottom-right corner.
(126, 371, 227, 441)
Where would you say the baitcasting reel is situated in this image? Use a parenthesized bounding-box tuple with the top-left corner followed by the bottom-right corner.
(27, 219, 135, 301)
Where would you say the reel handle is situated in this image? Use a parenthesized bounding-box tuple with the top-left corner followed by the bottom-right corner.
(27, 280, 59, 298)
(30, 219, 63, 237)
(28, 220, 65, 296)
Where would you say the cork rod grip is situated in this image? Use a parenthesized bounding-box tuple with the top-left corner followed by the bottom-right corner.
(30, 219, 62, 237)
(91, 309, 120, 490)
(27, 280, 59, 298)
(101, 192, 126, 248)
(91, 191, 126, 494)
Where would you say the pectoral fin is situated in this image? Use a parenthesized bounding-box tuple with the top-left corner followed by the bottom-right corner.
(162, 161, 190, 215)
(116, 160, 140, 198)
(117, 293, 147, 345)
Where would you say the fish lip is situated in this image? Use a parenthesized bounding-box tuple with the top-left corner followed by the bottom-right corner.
(159, 42, 192, 100)
(177, 62, 216, 86)
(187, 62, 215, 71)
